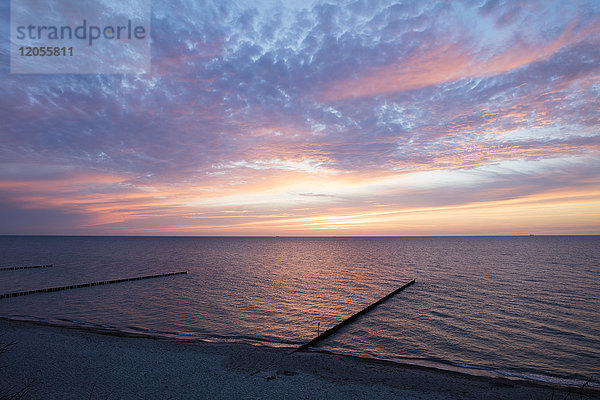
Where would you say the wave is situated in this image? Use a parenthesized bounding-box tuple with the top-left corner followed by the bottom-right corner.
(290, 343, 600, 390)
(0, 313, 302, 348)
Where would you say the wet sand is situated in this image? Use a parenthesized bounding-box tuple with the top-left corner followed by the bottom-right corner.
(1, 318, 596, 399)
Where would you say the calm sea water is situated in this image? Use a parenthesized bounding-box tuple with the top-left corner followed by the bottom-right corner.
(0, 236, 599, 386)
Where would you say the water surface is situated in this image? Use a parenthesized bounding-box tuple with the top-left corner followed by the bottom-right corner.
(1, 235, 598, 386)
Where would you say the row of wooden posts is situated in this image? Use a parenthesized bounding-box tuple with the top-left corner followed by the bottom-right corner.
(294, 279, 415, 352)
(0, 270, 187, 299)
(1, 263, 415, 352)
(0, 264, 53, 271)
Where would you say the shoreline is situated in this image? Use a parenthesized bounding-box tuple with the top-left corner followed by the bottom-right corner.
(2, 315, 596, 389)
(2, 318, 598, 399)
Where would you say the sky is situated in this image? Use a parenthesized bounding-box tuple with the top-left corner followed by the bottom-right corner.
(1, 0, 599, 236)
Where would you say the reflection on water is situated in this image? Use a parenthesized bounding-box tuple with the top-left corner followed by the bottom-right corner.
(0, 235, 599, 386)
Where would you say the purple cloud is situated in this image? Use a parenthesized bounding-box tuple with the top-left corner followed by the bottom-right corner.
(1, 0, 599, 234)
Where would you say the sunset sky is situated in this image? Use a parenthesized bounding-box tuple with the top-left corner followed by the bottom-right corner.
(1, 0, 599, 235)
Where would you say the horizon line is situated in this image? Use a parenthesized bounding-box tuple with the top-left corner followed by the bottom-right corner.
(1, 234, 598, 238)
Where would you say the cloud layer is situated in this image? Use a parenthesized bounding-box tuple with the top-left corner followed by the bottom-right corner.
(1, 0, 599, 234)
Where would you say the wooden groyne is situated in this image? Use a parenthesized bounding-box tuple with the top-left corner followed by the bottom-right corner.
(294, 279, 416, 352)
(0, 264, 53, 271)
(0, 271, 187, 299)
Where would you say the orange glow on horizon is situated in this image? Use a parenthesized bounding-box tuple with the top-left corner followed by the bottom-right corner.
(2, 156, 599, 235)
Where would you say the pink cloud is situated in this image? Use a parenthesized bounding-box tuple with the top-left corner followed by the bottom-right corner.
(320, 19, 599, 102)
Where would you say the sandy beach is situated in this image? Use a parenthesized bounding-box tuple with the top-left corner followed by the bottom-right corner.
(1, 318, 596, 399)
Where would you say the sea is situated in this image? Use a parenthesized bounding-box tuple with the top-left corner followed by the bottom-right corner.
(0, 235, 598, 388)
